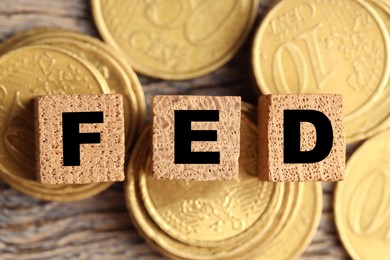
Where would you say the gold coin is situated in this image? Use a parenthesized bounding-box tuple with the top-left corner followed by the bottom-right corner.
(0, 29, 146, 150)
(253, 183, 322, 259)
(92, 0, 259, 80)
(125, 105, 302, 259)
(127, 125, 282, 257)
(0, 45, 112, 201)
(375, 0, 390, 11)
(223, 103, 305, 255)
(140, 119, 299, 251)
(0, 28, 56, 55)
(335, 128, 390, 260)
(345, 0, 390, 143)
(252, 0, 390, 143)
(1, 174, 112, 201)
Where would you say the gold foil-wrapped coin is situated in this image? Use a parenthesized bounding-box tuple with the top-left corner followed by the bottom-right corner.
(0, 45, 112, 201)
(252, 0, 390, 144)
(335, 128, 390, 260)
(92, 0, 259, 80)
(125, 104, 309, 259)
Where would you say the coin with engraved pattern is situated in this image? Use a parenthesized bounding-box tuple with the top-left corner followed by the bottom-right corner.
(252, 0, 390, 143)
(0, 29, 146, 151)
(253, 182, 322, 260)
(141, 117, 300, 251)
(0, 45, 112, 201)
(125, 104, 303, 259)
(335, 128, 390, 260)
(344, 0, 390, 143)
(229, 102, 306, 255)
(92, 0, 259, 80)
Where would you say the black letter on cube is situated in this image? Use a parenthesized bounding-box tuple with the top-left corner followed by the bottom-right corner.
(284, 110, 333, 164)
(62, 112, 104, 166)
(174, 110, 220, 164)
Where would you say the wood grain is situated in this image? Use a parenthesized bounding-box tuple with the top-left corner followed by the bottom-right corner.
(0, 0, 350, 259)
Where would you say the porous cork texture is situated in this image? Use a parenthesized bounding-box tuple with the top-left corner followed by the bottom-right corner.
(258, 94, 345, 182)
(35, 94, 125, 184)
(152, 96, 241, 181)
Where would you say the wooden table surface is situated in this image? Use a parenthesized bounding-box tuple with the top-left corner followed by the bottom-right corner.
(0, 1, 351, 259)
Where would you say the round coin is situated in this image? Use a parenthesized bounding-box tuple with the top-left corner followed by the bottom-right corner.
(140, 117, 299, 251)
(92, 0, 259, 80)
(225, 103, 305, 255)
(253, 183, 322, 259)
(0, 45, 112, 201)
(335, 128, 390, 260)
(0, 28, 56, 55)
(345, 0, 390, 143)
(1, 174, 112, 201)
(0, 29, 146, 150)
(252, 0, 390, 143)
(125, 104, 302, 259)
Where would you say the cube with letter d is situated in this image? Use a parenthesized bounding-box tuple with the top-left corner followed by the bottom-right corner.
(152, 95, 241, 181)
(35, 94, 125, 184)
(258, 94, 345, 182)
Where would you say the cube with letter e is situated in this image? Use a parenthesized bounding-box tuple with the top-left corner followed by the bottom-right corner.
(152, 95, 241, 181)
(258, 94, 345, 182)
(35, 94, 125, 184)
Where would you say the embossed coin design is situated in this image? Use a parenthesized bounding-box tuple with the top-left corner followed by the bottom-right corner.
(0, 29, 146, 151)
(252, 0, 390, 143)
(345, 0, 390, 142)
(335, 128, 390, 260)
(125, 104, 303, 259)
(228, 102, 304, 255)
(92, 0, 259, 80)
(0, 46, 112, 201)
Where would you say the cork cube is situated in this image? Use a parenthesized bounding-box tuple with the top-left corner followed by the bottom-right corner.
(152, 95, 241, 181)
(258, 94, 345, 182)
(35, 94, 125, 184)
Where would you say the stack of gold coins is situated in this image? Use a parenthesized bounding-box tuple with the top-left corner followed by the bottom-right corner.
(125, 103, 322, 259)
(0, 28, 146, 201)
(252, 0, 390, 144)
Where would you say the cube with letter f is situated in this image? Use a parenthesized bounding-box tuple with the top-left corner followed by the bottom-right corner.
(35, 94, 125, 184)
(152, 95, 241, 181)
